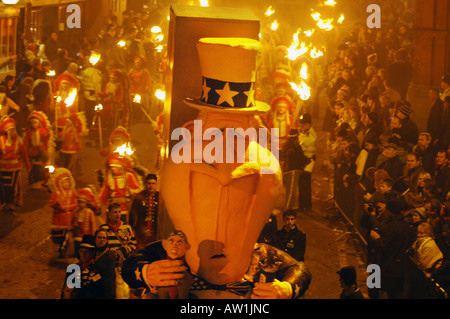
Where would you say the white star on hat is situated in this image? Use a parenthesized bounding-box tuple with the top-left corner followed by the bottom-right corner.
(243, 83, 255, 107)
(215, 82, 239, 107)
(201, 78, 211, 102)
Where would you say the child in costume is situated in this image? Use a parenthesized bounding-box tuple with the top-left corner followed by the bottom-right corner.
(99, 152, 143, 224)
(73, 185, 99, 256)
(49, 167, 78, 257)
(56, 112, 87, 172)
(23, 111, 54, 189)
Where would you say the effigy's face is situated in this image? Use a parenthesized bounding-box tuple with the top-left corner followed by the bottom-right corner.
(161, 112, 282, 285)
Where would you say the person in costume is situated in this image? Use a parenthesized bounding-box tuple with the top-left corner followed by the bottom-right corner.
(0, 117, 31, 213)
(23, 111, 54, 189)
(54, 73, 80, 118)
(99, 152, 143, 224)
(49, 167, 78, 257)
(129, 173, 159, 249)
(56, 113, 86, 172)
(101, 126, 136, 166)
(265, 96, 295, 150)
(128, 55, 152, 120)
(99, 69, 131, 139)
(73, 185, 99, 256)
(122, 37, 311, 299)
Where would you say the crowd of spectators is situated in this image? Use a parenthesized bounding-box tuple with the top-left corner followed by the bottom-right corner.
(322, 0, 450, 299)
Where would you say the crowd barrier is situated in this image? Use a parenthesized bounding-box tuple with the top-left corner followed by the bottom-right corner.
(332, 166, 368, 246)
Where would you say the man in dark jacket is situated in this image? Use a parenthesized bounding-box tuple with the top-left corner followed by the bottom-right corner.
(280, 129, 310, 210)
(337, 266, 365, 299)
(370, 197, 416, 299)
(427, 88, 443, 145)
(45, 32, 59, 63)
(128, 174, 159, 249)
(376, 143, 405, 182)
(395, 101, 419, 147)
(275, 209, 306, 262)
(434, 150, 450, 199)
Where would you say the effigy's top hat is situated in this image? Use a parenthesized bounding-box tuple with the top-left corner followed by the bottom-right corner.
(184, 37, 270, 115)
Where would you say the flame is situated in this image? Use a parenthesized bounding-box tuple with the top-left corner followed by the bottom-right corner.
(45, 165, 55, 173)
(311, 11, 321, 21)
(64, 89, 77, 107)
(155, 89, 165, 101)
(324, 0, 336, 6)
(94, 104, 103, 111)
(270, 20, 279, 31)
(286, 31, 309, 61)
(46, 70, 56, 77)
(300, 63, 308, 80)
(151, 26, 162, 33)
(338, 14, 345, 24)
(117, 40, 126, 47)
(200, 0, 208, 6)
(133, 94, 141, 103)
(304, 29, 315, 37)
(265, 6, 275, 16)
(317, 18, 334, 31)
(155, 35, 164, 42)
(114, 144, 134, 157)
(156, 45, 163, 52)
(290, 81, 311, 101)
(55, 96, 62, 103)
(310, 47, 324, 58)
(89, 52, 101, 65)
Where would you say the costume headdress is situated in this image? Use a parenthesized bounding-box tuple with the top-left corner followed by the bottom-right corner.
(77, 185, 99, 210)
(0, 116, 16, 134)
(49, 167, 76, 193)
(55, 73, 79, 92)
(109, 126, 131, 145)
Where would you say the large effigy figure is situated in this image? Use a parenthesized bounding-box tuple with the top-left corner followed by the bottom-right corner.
(122, 37, 311, 299)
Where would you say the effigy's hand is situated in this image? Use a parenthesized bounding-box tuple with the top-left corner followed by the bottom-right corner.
(251, 279, 292, 299)
(142, 259, 187, 288)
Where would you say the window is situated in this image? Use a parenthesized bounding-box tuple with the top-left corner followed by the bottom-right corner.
(0, 16, 17, 73)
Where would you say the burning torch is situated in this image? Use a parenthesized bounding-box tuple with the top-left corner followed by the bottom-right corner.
(94, 104, 103, 148)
